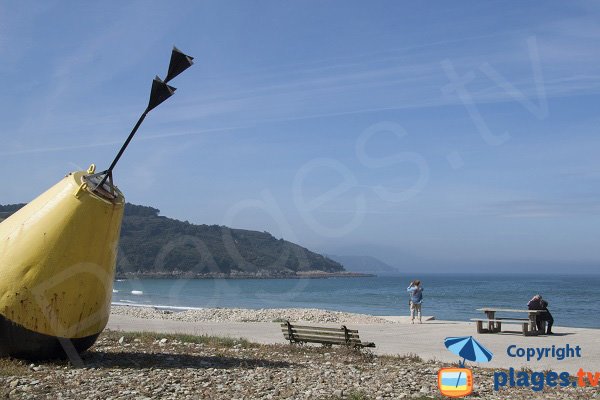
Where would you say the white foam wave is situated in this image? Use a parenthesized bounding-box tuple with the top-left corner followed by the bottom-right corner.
(111, 301, 204, 311)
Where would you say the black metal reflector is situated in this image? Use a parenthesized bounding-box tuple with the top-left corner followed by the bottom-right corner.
(165, 46, 194, 83)
(147, 76, 176, 112)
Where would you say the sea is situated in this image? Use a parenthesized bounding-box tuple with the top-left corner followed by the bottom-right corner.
(112, 274, 600, 328)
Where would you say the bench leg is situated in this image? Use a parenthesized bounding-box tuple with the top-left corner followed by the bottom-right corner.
(522, 323, 528, 336)
(528, 316, 539, 334)
(527, 317, 546, 335)
(476, 320, 483, 333)
(476, 320, 491, 334)
(494, 322, 502, 333)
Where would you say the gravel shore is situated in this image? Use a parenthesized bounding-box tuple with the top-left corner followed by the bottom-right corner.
(1, 330, 597, 400)
(111, 305, 393, 325)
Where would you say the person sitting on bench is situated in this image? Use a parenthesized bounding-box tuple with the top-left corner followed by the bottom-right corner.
(527, 294, 554, 335)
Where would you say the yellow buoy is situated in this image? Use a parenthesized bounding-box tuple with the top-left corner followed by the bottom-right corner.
(0, 46, 193, 360)
(0, 169, 124, 359)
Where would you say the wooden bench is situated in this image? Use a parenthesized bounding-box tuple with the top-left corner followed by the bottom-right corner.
(471, 318, 533, 335)
(472, 308, 547, 336)
(281, 321, 375, 348)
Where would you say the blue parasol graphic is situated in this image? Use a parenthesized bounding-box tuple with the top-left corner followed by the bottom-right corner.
(444, 336, 493, 388)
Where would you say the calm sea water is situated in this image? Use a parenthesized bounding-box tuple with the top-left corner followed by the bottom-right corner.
(112, 274, 600, 328)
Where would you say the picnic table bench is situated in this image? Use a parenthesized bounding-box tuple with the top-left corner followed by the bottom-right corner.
(281, 320, 375, 348)
(471, 308, 546, 336)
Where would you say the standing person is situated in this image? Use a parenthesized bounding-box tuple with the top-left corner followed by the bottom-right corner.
(527, 294, 554, 335)
(407, 280, 424, 324)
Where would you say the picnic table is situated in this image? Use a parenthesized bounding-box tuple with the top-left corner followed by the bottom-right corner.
(471, 308, 547, 336)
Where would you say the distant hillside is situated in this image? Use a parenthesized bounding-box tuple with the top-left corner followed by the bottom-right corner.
(1, 203, 347, 278)
(327, 254, 401, 275)
(0, 204, 23, 221)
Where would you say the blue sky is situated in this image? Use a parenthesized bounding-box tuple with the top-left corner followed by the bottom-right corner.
(1, 1, 599, 273)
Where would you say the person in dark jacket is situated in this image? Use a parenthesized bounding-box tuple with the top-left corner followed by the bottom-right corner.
(527, 294, 554, 334)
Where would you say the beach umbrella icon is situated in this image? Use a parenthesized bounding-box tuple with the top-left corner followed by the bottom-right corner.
(444, 336, 493, 388)
(444, 336, 493, 366)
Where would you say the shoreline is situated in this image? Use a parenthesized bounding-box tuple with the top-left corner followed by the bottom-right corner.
(115, 271, 376, 279)
(111, 303, 599, 330)
(111, 305, 394, 325)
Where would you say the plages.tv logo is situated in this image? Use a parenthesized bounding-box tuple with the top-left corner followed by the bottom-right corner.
(438, 336, 493, 398)
(438, 368, 473, 398)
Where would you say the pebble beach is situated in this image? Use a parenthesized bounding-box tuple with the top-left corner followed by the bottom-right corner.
(110, 305, 394, 325)
(1, 306, 598, 399)
(1, 329, 598, 400)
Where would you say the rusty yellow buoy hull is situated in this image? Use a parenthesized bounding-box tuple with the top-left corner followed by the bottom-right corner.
(0, 170, 124, 359)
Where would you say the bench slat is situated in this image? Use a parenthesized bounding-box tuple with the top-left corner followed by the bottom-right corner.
(283, 331, 361, 340)
(280, 324, 358, 333)
(284, 333, 361, 341)
(286, 339, 363, 346)
(471, 318, 531, 324)
(281, 329, 360, 339)
(495, 317, 529, 321)
(284, 334, 362, 344)
(289, 327, 360, 335)
(477, 308, 546, 313)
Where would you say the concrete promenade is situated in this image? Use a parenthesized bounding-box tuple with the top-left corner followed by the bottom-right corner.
(107, 314, 598, 373)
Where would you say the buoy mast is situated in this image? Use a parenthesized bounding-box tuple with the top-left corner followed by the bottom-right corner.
(87, 46, 194, 199)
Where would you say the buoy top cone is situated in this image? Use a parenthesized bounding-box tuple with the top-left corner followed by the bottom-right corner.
(0, 166, 124, 358)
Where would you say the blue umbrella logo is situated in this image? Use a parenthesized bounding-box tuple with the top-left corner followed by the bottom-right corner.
(444, 336, 493, 388)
